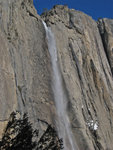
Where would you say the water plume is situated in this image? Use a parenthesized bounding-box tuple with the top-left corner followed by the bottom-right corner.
(43, 21, 78, 150)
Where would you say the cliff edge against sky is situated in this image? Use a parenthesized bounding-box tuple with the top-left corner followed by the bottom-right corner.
(0, 0, 113, 149)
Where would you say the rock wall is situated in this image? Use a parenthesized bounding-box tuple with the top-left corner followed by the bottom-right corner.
(98, 19, 113, 75)
(0, 1, 113, 149)
(0, 0, 55, 139)
(42, 5, 113, 150)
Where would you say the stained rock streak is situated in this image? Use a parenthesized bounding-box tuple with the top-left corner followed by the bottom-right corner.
(0, 1, 113, 149)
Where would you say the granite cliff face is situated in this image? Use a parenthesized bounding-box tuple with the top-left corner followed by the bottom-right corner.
(0, 0, 54, 138)
(0, 0, 113, 149)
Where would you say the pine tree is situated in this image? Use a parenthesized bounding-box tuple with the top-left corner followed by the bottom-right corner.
(0, 112, 63, 150)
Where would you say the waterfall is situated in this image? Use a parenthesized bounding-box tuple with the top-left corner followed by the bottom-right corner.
(43, 21, 78, 150)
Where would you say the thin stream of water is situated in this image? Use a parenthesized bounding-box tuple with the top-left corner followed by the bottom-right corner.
(43, 21, 78, 150)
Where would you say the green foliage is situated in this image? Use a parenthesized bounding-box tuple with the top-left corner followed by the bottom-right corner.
(0, 112, 37, 150)
(37, 125, 63, 150)
(0, 112, 63, 150)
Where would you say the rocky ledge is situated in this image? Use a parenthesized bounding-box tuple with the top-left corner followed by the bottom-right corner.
(0, 1, 113, 149)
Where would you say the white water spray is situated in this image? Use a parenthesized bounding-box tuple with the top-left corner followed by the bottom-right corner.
(43, 21, 78, 150)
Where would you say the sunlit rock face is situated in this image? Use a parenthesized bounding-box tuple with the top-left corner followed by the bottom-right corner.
(42, 5, 113, 149)
(0, 0, 55, 139)
(0, 1, 113, 149)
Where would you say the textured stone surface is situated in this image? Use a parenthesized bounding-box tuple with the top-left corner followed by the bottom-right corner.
(0, 1, 113, 149)
(98, 18, 113, 75)
(0, 0, 56, 139)
(42, 5, 113, 149)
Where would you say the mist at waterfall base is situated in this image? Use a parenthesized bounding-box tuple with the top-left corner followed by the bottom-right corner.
(42, 21, 78, 150)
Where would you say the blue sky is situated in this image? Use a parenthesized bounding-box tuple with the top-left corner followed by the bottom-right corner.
(33, 0, 113, 20)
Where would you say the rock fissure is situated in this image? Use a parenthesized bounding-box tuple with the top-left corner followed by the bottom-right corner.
(98, 19, 113, 76)
(0, 2, 113, 149)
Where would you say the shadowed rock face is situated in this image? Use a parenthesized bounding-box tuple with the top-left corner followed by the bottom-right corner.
(0, 1, 113, 149)
(98, 19, 113, 75)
